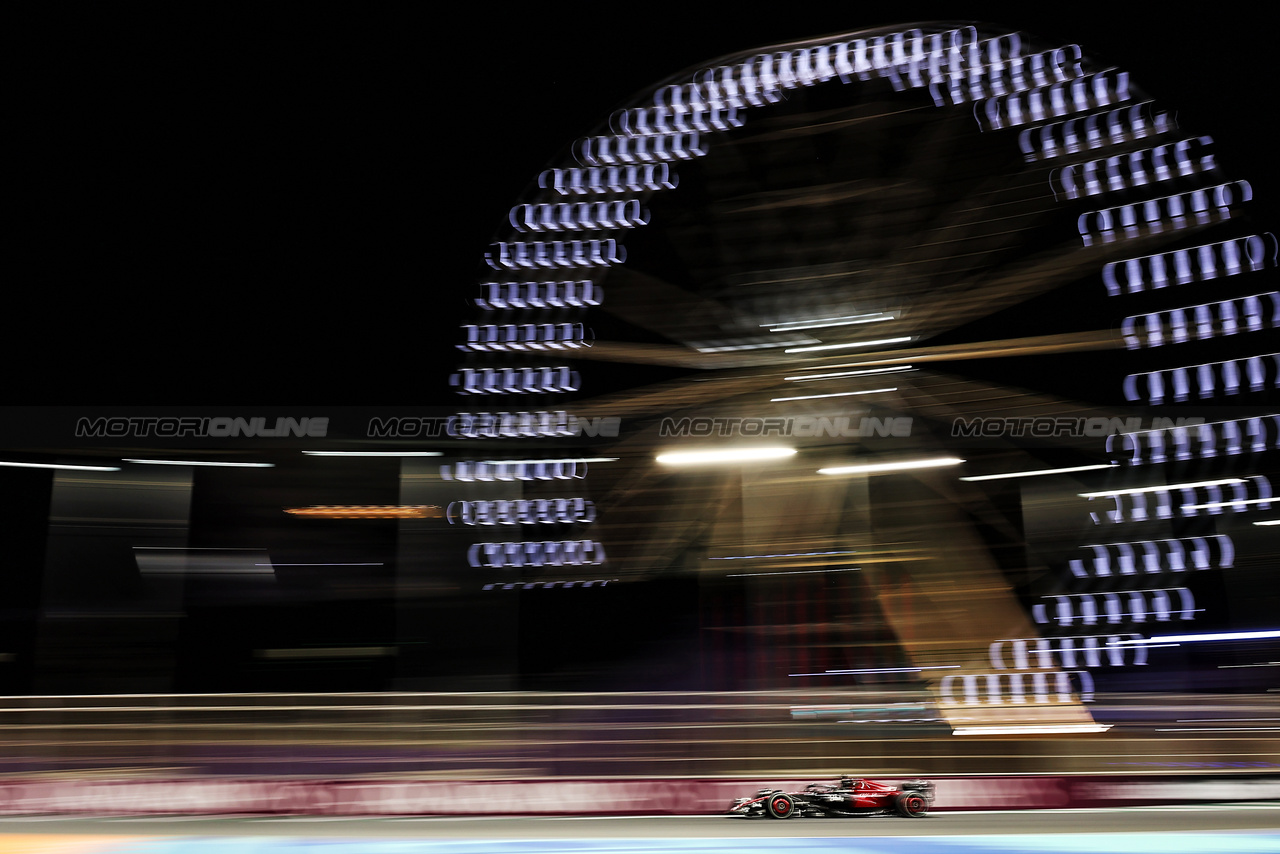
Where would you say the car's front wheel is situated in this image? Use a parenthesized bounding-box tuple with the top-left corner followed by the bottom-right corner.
(895, 791, 929, 817)
(766, 793, 795, 819)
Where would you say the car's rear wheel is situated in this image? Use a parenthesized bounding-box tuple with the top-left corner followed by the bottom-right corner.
(766, 793, 795, 819)
(895, 792, 929, 817)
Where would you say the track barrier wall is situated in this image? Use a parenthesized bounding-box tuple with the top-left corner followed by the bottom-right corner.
(0, 775, 1275, 816)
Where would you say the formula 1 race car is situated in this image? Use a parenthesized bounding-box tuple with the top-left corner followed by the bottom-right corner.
(728, 776, 934, 818)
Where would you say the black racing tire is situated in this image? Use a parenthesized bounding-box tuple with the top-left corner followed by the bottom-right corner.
(766, 793, 796, 819)
(895, 791, 929, 817)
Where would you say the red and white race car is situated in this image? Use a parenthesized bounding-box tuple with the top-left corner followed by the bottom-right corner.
(728, 776, 934, 818)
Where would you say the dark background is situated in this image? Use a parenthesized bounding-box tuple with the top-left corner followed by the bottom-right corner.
(23, 5, 1280, 405)
(10, 7, 1279, 694)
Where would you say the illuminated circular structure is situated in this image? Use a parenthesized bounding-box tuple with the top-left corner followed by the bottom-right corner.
(447, 22, 1278, 712)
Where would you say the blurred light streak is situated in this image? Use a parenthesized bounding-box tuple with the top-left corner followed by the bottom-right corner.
(1112, 630, 1280, 644)
(256, 563, 383, 566)
(791, 703, 927, 715)
(785, 336, 913, 353)
(789, 665, 959, 676)
(962, 464, 1117, 481)
(824, 666, 960, 674)
(469, 538, 604, 568)
(800, 361, 918, 373)
(257, 647, 396, 659)
(483, 579, 616, 590)
(478, 457, 618, 465)
(1158, 727, 1280, 732)
(837, 718, 946, 723)
(770, 387, 895, 402)
(1186, 498, 1273, 511)
(1254, 520, 1280, 526)
(133, 547, 253, 552)
(449, 498, 595, 526)
(283, 505, 442, 519)
(1219, 662, 1280, 668)
(786, 365, 915, 381)
(656, 447, 796, 464)
(818, 457, 964, 476)
(1120, 413, 1280, 435)
(123, 458, 273, 467)
(302, 451, 443, 457)
(1111, 632, 1280, 645)
(951, 724, 1111, 735)
(0, 691, 897, 707)
(710, 550, 855, 559)
(135, 547, 275, 577)
(696, 340, 814, 352)
(766, 312, 896, 332)
(0, 461, 121, 471)
(725, 567, 860, 578)
(1079, 477, 1246, 497)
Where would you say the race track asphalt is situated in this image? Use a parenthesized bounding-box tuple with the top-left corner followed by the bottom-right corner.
(0, 803, 1276, 853)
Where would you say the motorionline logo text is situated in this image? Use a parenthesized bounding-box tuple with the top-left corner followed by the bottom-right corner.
(76, 416, 329, 438)
(659, 415, 912, 438)
(951, 416, 1206, 438)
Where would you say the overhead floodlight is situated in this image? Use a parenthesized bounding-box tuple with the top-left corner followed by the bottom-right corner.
(656, 447, 797, 465)
(818, 457, 964, 476)
(961, 464, 1117, 482)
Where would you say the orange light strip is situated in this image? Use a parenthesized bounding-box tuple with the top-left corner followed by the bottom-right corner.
(284, 505, 442, 519)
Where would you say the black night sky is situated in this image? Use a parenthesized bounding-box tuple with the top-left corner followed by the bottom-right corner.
(23, 6, 1280, 406)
